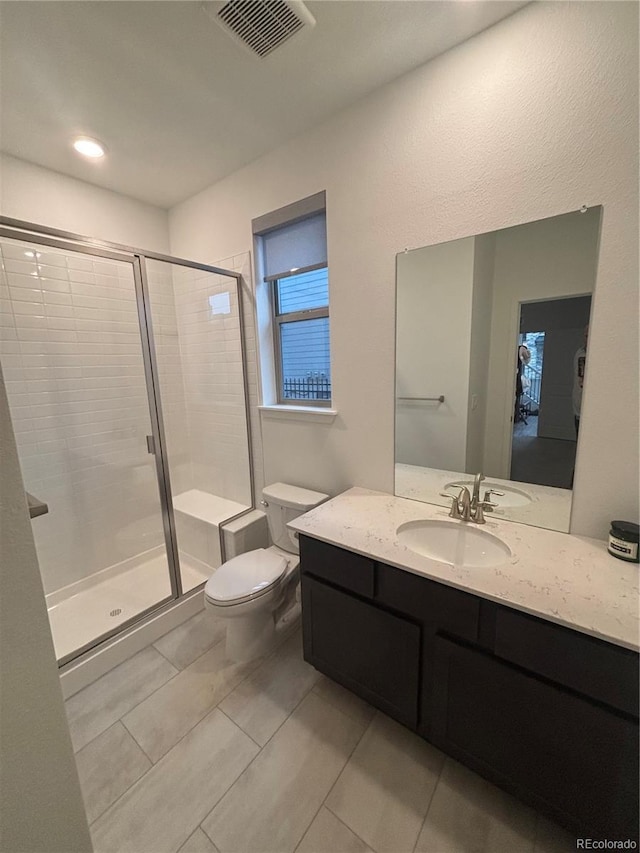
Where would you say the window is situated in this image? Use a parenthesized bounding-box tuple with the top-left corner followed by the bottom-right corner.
(273, 266, 330, 402)
(253, 193, 331, 406)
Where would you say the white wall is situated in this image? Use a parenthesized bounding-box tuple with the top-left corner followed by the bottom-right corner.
(1, 153, 169, 252)
(466, 233, 495, 473)
(169, 1, 639, 539)
(484, 207, 601, 478)
(0, 366, 92, 853)
(395, 237, 475, 470)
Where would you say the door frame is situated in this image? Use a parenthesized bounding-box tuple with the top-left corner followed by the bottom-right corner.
(502, 292, 593, 480)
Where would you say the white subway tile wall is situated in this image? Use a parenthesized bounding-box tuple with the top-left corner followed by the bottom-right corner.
(143, 262, 191, 498)
(0, 239, 169, 594)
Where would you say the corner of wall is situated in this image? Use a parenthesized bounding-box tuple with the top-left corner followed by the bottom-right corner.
(0, 365, 92, 852)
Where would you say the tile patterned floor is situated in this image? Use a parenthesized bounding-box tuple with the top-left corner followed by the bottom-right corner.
(66, 610, 577, 853)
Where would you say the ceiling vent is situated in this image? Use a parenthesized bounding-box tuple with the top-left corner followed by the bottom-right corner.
(203, 0, 316, 59)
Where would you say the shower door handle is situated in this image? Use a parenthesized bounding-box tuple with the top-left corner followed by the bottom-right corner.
(146, 435, 156, 455)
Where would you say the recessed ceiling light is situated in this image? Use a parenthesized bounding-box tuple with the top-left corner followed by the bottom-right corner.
(73, 137, 106, 159)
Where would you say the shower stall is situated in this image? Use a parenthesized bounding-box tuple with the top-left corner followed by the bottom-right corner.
(0, 218, 254, 665)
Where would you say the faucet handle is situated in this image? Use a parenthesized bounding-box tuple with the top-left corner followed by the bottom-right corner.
(440, 487, 466, 498)
(483, 488, 504, 503)
(473, 499, 497, 524)
(440, 490, 464, 519)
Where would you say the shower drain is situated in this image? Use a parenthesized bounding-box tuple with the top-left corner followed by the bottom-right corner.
(110, 608, 122, 617)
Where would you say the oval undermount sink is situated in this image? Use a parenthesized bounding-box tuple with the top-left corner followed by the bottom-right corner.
(397, 519, 511, 568)
(445, 481, 532, 509)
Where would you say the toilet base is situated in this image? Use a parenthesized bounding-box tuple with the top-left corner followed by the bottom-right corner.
(276, 601, 301, 633)
(225, 610, 276, 663)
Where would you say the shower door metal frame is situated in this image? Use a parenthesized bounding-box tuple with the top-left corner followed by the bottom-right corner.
(132, 255, 182, 600)
(133, 255, 182, 599)
(0, 215, 244, 278)
(0, 217, 256, 665)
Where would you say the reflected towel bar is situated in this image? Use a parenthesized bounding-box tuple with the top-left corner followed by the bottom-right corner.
(397, 395, 445, 403)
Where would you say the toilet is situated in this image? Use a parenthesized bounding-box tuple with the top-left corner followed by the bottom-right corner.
(204, 482, 328, 662)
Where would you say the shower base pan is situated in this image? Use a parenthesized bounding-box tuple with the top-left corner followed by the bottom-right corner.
(46, 548, 209, 662)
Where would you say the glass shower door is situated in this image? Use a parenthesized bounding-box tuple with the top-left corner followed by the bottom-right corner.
(144, 256, 253, 594)
(0, 234, 177, 663)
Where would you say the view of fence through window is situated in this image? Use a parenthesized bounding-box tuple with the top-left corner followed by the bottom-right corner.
(277, 267, 331, 400)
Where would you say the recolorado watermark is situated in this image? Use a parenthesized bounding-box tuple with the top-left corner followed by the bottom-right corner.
(576, 841, 637, 849)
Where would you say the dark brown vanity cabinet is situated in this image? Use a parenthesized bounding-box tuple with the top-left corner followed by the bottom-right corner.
(299, 535, 479, 729)
(299, 534, 639, 841)
(432, 636, 639, 839)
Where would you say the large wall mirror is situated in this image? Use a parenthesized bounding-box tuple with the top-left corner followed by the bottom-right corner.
(394, 206, 602, 532)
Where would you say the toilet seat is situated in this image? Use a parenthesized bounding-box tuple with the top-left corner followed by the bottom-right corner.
(204, 548, 288, 607)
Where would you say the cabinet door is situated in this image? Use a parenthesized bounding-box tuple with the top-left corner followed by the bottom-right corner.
(431, 636, 639, 839)
(377, 561, 480, 737)
(302, 576, 421, 728)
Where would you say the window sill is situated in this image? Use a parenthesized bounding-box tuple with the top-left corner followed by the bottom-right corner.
(258, 404, 338, 423)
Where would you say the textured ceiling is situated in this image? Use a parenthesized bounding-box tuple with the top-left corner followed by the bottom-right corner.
(0, 1, 527, 208)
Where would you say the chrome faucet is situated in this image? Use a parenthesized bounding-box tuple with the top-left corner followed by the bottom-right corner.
(440, 486, 473, 521)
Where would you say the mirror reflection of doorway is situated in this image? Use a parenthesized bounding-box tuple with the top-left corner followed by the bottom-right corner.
(510, 295, 592, 489)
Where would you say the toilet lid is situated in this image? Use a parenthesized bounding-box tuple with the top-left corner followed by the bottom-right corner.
(204, 549, 287, 603)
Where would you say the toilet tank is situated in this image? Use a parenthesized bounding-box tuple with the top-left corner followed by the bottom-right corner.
(262, 483, 329, 554)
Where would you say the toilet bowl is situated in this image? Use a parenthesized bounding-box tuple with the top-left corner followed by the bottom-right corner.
(204, 483, 328, 662)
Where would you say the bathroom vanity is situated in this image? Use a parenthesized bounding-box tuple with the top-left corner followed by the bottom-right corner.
(290, 489, 640, 841)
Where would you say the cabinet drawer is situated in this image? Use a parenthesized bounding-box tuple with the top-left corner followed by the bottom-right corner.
(432, 636, 639, 838)
(302, 576, 420, 727)
(494, 607, 639, 717)
(299, 535, 375, 598)
(377, 562, 479, 642)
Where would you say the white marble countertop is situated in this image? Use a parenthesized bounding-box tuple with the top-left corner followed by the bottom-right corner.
(395, 463, 572, 532)
(289, 487, 639, 652)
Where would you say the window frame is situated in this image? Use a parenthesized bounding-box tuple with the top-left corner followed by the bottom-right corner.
(252, 191, 330, 410)
(268, 261, 330, 407)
